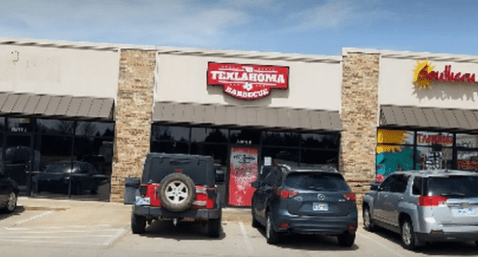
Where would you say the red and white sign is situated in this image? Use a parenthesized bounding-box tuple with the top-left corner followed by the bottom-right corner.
(207, 62, 289, 100)
(228, 147, 258, 207)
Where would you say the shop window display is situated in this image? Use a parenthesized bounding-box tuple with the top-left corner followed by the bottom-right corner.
(262, 132, 300, 147)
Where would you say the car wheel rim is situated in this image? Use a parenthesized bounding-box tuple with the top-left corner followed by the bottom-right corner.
(402, 222, 411, 245)
(165, 181, 188, 204)
(364, 209, 370, 228)
(266, 216, 271, 239)
(7, 192, 16, 211)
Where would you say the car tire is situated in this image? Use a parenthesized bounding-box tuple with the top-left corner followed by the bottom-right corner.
(131, 213, 146, 234)
(2, 191, 17, 213)
(363, 206, 375, 231)
(207, 216, 221, 238)
(72, 183, 82, 195)
(90, 184, 98, 195)
(158, 173, 196, 213)
(252, 208, 260, 228)
(337, 231, 355, 247)
(266, 213, 280, 244)
(400, 218, 417, 250)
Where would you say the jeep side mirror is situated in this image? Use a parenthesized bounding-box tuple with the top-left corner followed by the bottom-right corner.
(370, 184, 379, 191)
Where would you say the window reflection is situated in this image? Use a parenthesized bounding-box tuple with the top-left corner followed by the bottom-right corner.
(301, 133, 339, 149)
(191, 128, 228, 143)
(76, 121, 114, 137)
(37, 119, 75, 135)
(8, 118, 33, 133)
(230, 129, 260, 145)
(262, 147, 299, 166)
(0, 117, 5, 131)
(262, 132, 300, 147)
(152, 126, 190, 142)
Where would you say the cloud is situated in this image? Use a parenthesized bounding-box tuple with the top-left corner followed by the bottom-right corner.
(281, 0, 391, 33)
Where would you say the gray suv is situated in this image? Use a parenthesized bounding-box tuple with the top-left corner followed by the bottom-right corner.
(363, 169, 478, 250)
(251, 164, 358, 246)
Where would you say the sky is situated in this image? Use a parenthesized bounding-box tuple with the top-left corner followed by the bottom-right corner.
(1, 0, 478, 56)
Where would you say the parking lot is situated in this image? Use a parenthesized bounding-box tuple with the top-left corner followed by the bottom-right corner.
(0, 198, 477, 257)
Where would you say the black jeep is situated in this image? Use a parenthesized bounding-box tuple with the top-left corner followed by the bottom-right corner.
(131, 153, 222, 237)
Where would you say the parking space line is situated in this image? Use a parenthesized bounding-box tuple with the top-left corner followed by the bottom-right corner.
(239, 221, 254, 254)
(103, 225, 129, 246)
(357, 232, 407, 257)
(9, 211, 53, 227)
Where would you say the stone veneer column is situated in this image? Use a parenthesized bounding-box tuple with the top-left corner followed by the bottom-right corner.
(340, 52, 380, 206)
(110, 49, 156, 203)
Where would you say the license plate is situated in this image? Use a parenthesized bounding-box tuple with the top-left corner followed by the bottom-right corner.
(452, 207, 476, 216)
(135, 196, 150, 206)
(313, 202, 328, 211)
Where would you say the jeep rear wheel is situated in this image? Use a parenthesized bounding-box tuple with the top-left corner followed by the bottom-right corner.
(159, 173, 196, 212)
(131, 214, 146, 234)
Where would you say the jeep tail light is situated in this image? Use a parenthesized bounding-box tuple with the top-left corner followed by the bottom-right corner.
(192, 185, 216, 209)
(419, 196, 447, 207)
(275, 189, 299, 199)
(139, 184, 148, 196)
(343, 193, 356, 201)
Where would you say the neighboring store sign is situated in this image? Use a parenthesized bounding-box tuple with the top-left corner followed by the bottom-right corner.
(207, 62, 289, 100)
(417, 133, 453, 146)
(413, 60, 477, 89)
(228, 147, 258, 206)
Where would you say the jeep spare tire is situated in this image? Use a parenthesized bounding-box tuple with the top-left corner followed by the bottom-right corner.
(159, 173, 196, 212)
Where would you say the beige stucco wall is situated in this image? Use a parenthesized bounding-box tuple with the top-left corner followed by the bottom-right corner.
(0, 44, 120, 99)
(379, 54, 478, 109)
(155, 53, 342, 111)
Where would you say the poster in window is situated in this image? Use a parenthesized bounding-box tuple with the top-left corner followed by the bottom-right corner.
(228, 147, 258, 207)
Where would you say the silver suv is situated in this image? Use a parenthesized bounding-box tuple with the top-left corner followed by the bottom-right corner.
(362, 169, 478, 250)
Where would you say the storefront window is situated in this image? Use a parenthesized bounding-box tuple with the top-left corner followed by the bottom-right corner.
(152, 126, 190, 142)
(456, 133, 478, 149)
(301, 133, 340, 149)
(151, 141, 189, 154)
(0, 117, 5, 131)
(416, 146, 453, 170)
(262, 131, 300, 147)
(37, 119, 74, 135)
(8, 118, 33, 133)
(190, 143, 228, 165)
(457, 150, 478, 171)
(230, 129, 260, 145)
(76, 121, 114, 138)
(377, 129, 414, 145)
(262, 147, 299, 166)
(376, 145, 415, 181)
(300, 149, 338, 168)
(191, 128, 228, 143)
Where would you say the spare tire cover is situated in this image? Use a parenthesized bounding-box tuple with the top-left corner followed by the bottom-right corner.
(158, 173, 196, 212)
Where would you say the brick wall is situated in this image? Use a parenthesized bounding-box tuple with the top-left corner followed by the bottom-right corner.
(340, 52, 380, 206)
(110, 49, 156, 203)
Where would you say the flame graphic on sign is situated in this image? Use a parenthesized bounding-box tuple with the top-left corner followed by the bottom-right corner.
(413, 60, 434, 90)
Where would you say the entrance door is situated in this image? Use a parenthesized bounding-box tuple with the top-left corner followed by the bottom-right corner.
(6, 135, 33, 195)
(228, 146, 259, 207)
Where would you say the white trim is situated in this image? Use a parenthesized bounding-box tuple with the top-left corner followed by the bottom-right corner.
(343, 47, 478, 63)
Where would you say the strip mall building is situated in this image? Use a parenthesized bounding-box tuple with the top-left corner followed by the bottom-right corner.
(1, 39, 477, 205)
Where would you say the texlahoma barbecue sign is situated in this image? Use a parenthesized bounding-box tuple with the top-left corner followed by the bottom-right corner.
(207, 62, 289, 100)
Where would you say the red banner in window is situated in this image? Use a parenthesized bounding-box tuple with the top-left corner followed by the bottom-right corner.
(228, 147, 258, 206)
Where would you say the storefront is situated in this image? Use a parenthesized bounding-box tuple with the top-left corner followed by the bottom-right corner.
(374, 50, 478, 180)
(0, 40, 119, 200)
(3, 39, 478, 204)
(148, 51, 343, 206)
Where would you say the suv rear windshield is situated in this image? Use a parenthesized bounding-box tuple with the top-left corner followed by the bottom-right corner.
(284, 172, 349, 191)
(428, 175, 478, 198)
